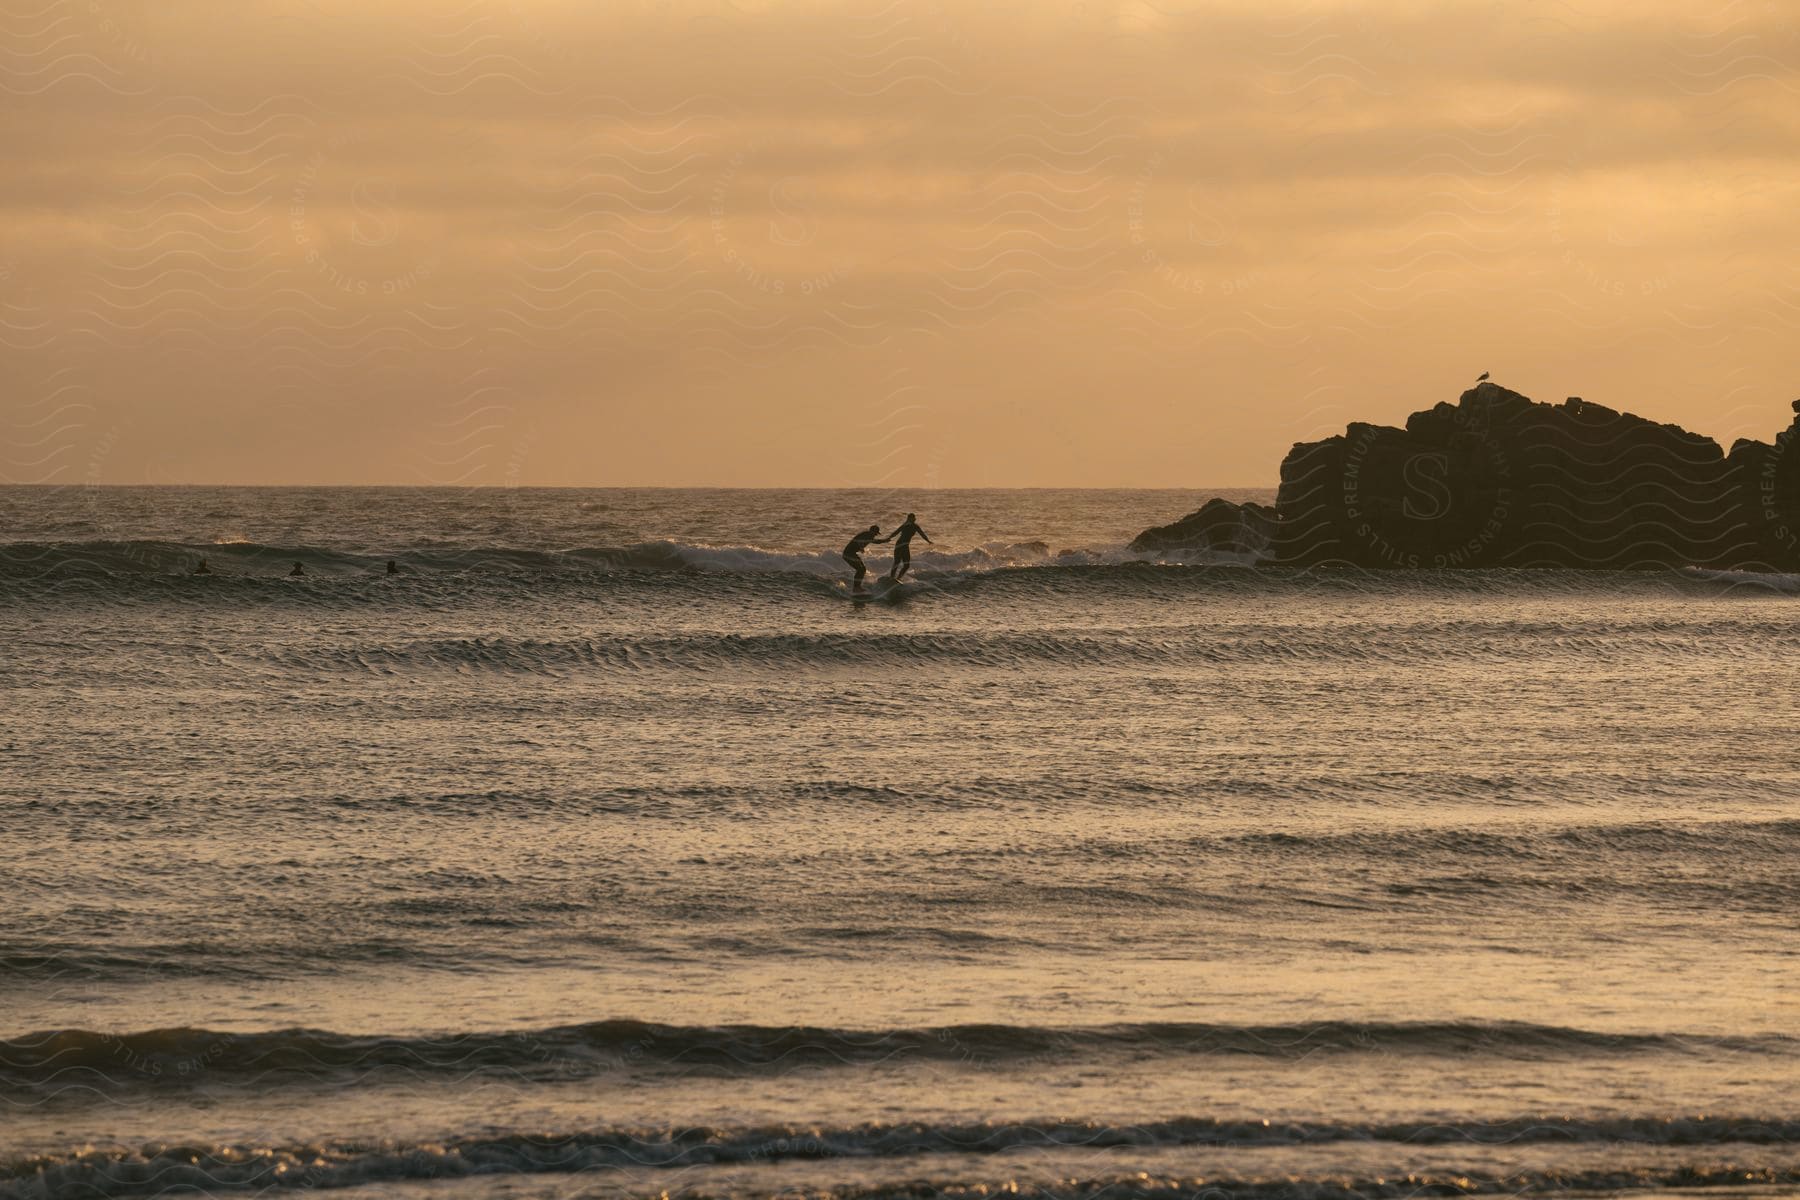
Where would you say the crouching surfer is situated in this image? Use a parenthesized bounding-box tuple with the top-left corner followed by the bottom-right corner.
(841, 524, 890, 592)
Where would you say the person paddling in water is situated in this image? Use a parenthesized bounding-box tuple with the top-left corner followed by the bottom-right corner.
(887, 513, 931, 581)
(842, 524, 890, 592)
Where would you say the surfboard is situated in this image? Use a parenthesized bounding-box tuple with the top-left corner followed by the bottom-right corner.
(845, 579, 903, 601)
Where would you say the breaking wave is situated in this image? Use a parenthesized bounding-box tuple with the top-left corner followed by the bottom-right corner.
(0, 538, 1146, 581)
(5, 539, 1791, 618)
(11, 538, 1794, 586)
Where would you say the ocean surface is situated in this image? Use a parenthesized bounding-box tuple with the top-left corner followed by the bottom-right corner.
(3, 486, 1798, 1200)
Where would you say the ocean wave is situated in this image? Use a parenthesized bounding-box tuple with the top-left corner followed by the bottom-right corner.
(3, 1020, 1789, 1095)
(6, 1118, 1800, 1200)
(748, 1167, 1800, 1200)
(1681, 565, 1800, 593)
(1219, 818, 1800, 860)
(222, 617, 1800, 676)
(6, 538, 1788, 592)
(0, 537, 1144, 581)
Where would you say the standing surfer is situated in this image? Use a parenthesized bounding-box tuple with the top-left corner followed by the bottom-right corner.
(842, 524, 890, 592)
(887, 513, 931, 581)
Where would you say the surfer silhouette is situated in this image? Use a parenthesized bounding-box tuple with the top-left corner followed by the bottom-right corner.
(192, 559, 211, 575)
(289, 561, 306, 577)
(841, 525, 889, 592)
(888, 513, 931, 581)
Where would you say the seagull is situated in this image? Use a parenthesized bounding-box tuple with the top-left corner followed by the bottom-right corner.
(1476, 371, 1490, 383)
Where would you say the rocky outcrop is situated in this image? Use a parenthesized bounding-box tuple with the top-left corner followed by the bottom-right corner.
(1720, 400, 1800, 571)
(1130, 497, 1276, 557)
(1137, 385, 1800, 570)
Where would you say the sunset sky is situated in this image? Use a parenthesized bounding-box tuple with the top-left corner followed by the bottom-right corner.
(4, 0, 1797, 486)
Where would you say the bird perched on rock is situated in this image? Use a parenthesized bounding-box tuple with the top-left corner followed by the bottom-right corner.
(1475, 371, 1490, 383)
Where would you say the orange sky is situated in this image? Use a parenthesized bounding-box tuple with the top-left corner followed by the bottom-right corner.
(4, 0, 1798, 486)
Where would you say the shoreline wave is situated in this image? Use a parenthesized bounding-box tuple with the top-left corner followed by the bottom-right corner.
(5, 1020, 1791, 1093)
(7, 1118, 1800, 1200)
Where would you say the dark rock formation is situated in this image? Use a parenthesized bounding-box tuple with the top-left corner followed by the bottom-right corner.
(1131, 497, 1276, 557)
(1720, 401, 1800, 570)
(1136, 384, 1800, 570)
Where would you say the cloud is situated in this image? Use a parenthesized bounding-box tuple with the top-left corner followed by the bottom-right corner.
(4, 0, 1798, 485)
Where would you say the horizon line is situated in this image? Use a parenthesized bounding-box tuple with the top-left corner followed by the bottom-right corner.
(1, 482, 1281, 492)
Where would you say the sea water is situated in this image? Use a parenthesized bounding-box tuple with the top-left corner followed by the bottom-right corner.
(2, 486, 1797, 1200)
